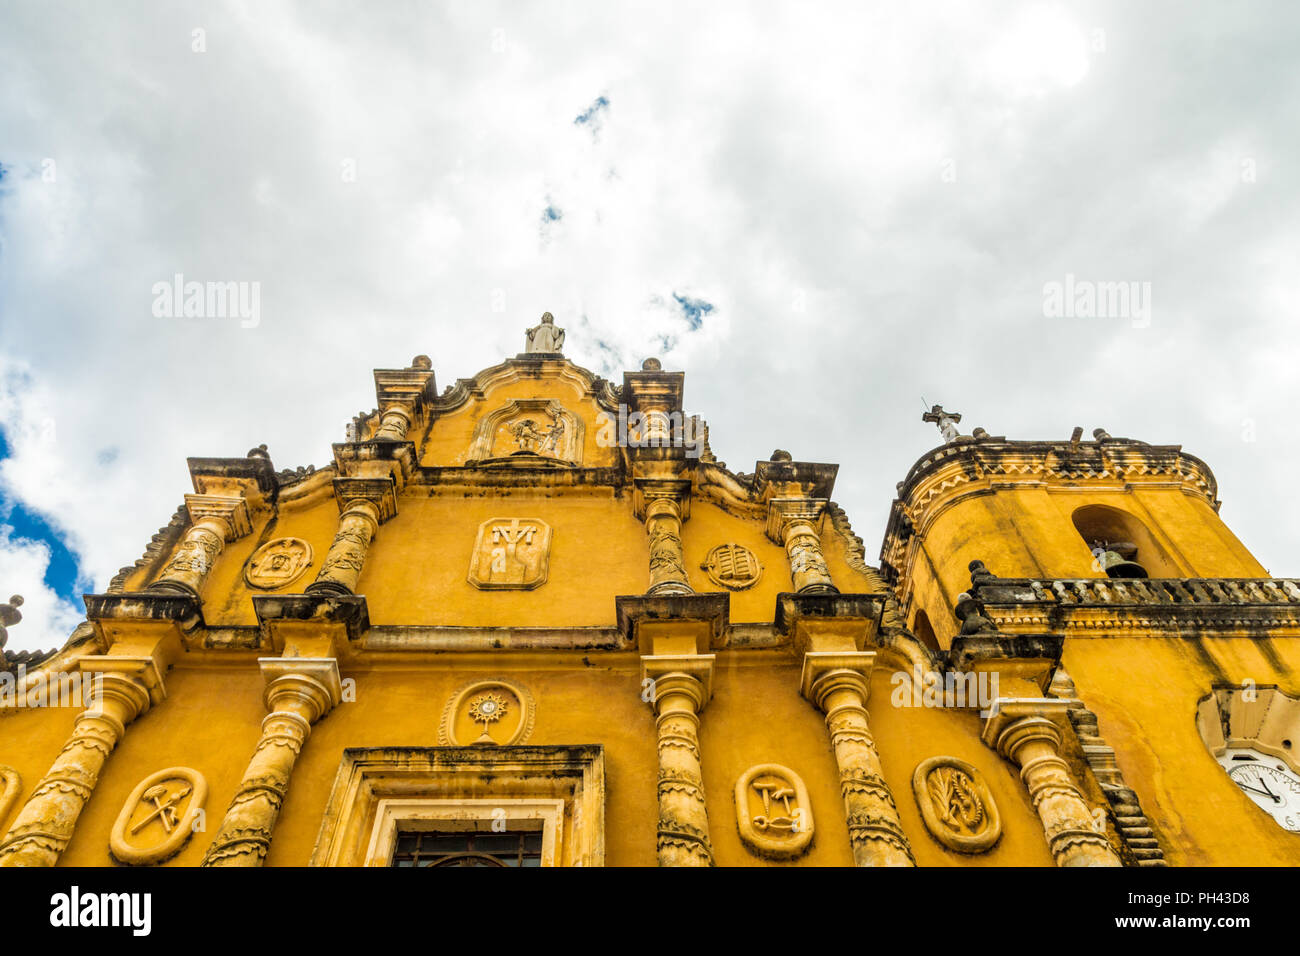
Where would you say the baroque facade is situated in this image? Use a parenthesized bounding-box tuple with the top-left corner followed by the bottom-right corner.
(0, 317, 1297, 867)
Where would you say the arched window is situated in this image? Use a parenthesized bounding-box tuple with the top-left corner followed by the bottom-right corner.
(1071, 504, 1179, 578)
(912, 609, 941, 653)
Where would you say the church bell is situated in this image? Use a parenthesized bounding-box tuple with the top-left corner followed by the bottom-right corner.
(1095, 542, 1148, 579)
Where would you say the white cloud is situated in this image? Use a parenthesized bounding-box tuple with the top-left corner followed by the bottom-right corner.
(0, 528, 84, 654)
(0, 0, 1296, 646)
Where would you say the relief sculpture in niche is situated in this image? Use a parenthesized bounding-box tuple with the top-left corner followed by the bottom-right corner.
(438, 680, 535, 746)
(468, 518, 552, 590)
(466, 399, 585, 467)
(912, 756, 1001, 853)
(109, 767, 208, 865)
(734, 763, 814, 859)
(244, 537, 313, 590)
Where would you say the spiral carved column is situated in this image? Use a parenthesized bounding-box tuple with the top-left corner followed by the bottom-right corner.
(149, 494, 251, 596)
(803, 653, 914, 866)
(372, 403, 413, 441)
(0, 667, 157, 866)
(307, 499, 380, 596)
(644, 496, 693, 596)
(643, 657, 714, 866)
(201, 659, 341, 867)
(768, 499, 838, 594)
(984, 705, 1121, 867)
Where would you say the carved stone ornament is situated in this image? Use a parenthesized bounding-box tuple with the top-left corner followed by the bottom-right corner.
(109, 767, 208, 865)
(438, 679, 536, 746)
(467, 518, 553, 590)
(912, 756, 1001, 853)
(467, 399, 585, 466)
(734, 763, 814, 859)
(701, 543, 763, 591)
(244, 537, 313, 590)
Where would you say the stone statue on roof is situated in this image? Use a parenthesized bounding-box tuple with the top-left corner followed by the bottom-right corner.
(525, 312, 565, 353)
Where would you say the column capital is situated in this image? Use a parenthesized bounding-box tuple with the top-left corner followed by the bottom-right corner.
(764, 496, 828, 543)
(616, 593, 729, 655)
(183, 494, 252, 541)
(980, 697, 1077, 756)
(800, 651, 876, 709)
(632, 476, 692, 521)
(641, 654, 715, 712)
(77, 654, 167, 716)
(331, 441, 417, 489)
(258, 657, 342, 724)
(251, 594, 370, 651)
(753, 458, 838, 503)
(621, 367, 684, 414)
(333, 476, 397, 524)
(373, 365, 437, 415)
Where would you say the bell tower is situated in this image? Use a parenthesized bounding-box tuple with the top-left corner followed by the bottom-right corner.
(879, 419, 1267, 649)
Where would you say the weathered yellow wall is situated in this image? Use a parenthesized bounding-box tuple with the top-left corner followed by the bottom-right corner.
(26, 649, 1058, 867)
(1064, 636, 1300, 865)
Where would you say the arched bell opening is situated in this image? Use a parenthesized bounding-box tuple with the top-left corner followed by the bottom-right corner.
(1071, 503, 1179, 578)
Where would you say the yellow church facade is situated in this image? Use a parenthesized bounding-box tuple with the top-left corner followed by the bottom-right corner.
(0, 315, 1297, 867)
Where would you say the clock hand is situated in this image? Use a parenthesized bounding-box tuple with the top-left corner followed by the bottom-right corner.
(1256, 776, 1280, 802)
(1237, 782, 1280, 802)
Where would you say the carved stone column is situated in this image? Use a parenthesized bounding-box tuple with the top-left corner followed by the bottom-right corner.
(802, 651, 914, 866)
(768, 499, 838, 594)
(372, 403, 413, 441)
(982, 699, 1122, 867)
(645, 495, 693, 596)
(0, 660, 162, 867)
(201, 658, 341, 867)
(308, 499, 380, 596)
(642, 655, 714, 866)
(149, 494, 252, 596)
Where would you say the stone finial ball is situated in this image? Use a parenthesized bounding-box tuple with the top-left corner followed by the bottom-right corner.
(8, 595, 22, 607)
(770, 449, 793, 462)
(641, 357, 662, 371)
(411, 355, 433, 370)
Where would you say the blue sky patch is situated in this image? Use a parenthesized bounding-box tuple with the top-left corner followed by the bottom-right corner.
(574, 95, 610, 137)
(672, 292, 715, 330)
(0, 429, 85, 607)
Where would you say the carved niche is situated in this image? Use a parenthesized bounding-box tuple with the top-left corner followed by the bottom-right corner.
(438, 679, 536, 746)
(912, 756, 1001, 853)
(468, 518, 553, 590)
(701, 543, 763, 590)
(244, 537, 313, 590)
(109, 767, 208, 865)
(467, 399, 584, 467)
(734, 764, 814, 859)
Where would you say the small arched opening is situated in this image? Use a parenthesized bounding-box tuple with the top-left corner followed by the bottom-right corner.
(1071, 504, 1180, 578)
(911, 609, 941, 653)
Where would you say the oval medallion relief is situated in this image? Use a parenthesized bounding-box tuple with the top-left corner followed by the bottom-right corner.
(244, 537, 313, 590)
(912, 756, 1001, 854)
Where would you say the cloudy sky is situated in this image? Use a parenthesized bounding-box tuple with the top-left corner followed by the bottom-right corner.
(1, 1, 1297, 653)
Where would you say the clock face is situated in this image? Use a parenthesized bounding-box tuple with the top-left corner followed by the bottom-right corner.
(1220, 749, 1300, 832)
